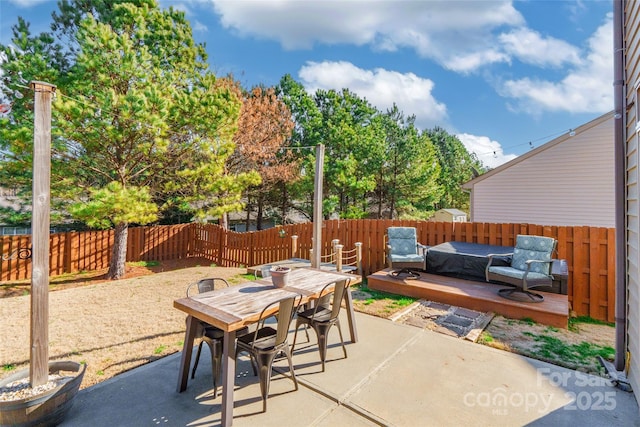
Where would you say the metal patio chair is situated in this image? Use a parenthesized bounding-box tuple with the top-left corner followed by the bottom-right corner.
(186, 278, 248, 398)
(485, 235, 557, 302)
(291, 279, 349, 371)
(235, 293, 302, 412)
(386, 226, 428, 279)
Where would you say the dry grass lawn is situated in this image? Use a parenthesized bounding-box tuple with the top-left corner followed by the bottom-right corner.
(1, 259, 615, 390)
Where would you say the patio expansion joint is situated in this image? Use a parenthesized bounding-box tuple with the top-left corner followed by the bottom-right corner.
(281, 330, 421, 427)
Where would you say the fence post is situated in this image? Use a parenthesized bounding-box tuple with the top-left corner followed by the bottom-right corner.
(217, 226, 225, 266)
(291, 235, 298, 258)
(336, 244, 343, 272)
(355, 242, 363, 277)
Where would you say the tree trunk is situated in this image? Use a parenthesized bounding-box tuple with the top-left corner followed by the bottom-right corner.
(219, 213, 228, 230)
(107, 222, 128, 280)
(245, 194, 252, 231)
(256, 194, 264, 230)
(281, 183, 287, 224)
(377, 172, 383, 219)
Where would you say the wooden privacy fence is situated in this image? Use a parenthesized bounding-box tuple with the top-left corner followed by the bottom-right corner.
(0, 224, 192, 281)
(0, 220, 615, 322)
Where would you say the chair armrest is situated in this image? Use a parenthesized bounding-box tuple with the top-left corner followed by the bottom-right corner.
(525, 259, 553, 268)
(486, 252, 513, 266)
(485, 252, 514, 282)
(417, 243, 429, 255)
(186, 282, 197, 297)
(523, 259, 554, 276)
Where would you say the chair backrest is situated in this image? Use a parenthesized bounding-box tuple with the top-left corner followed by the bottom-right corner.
(275, 294, 301, 345)
(511, 235, 556, 274)
(387, 227, 418, 256)
(328, 280, 348, 319)
(254, 294, 302, 347)
(187, 277, 229, 297)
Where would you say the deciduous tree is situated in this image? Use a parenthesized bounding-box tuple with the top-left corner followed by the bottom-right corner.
(226, 83, 297, 229)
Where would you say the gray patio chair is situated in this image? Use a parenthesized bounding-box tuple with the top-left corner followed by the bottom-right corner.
(485, 235, 557, 302)
(235, 293, 302, 412)
(290, 279, 349, 372)
(186, 278, 248, 398)
(386, 227, 428, 279)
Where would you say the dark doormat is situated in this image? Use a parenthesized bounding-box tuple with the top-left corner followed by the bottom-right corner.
(390, 300, 494, 342)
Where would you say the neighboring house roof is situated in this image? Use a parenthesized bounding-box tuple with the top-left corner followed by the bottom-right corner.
(461, 111, 615, 228)
(462, 111, 614, 190)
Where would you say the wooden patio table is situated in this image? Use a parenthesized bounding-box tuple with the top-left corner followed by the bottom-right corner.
(173, 268, 361, 427)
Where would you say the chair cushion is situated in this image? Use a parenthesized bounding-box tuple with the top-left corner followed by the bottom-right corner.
(388, 227, 418, 255)
(389, 254, 424, 263)
(511, 235, 555, 274)
(488, 266, 551, 282)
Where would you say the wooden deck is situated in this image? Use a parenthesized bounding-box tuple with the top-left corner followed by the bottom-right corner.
(367, 269, 569, 328)
(247, 258, 357, 277)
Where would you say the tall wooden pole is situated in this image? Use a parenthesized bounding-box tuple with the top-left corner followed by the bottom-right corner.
(311, 144, 324, 268)
(30, 81, 55, 387)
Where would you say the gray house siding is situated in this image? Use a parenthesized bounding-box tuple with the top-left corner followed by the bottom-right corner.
(625, 0, 640, 403)
(463, 113, 614, 227)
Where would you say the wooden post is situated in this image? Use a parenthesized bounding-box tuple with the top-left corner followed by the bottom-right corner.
(355, 242, 363, 277)
(311, 144, 324, 268)
(335, 244, 343, 272)
(30, 81, 55, 387)
(291, 235, 298, 258)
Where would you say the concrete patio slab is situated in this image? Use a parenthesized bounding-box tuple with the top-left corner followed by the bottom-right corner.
(60, 312, 639, 427)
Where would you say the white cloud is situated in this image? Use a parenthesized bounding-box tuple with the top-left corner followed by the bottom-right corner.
(192, 20, 208, 33)
(498, 13, 613, 114)
(298, 61, 448, 129)
(499, 28, 582, 68)
(209, 0, 524, 72)
(456, 133, 517, 169)
(7, 0, 49, 6)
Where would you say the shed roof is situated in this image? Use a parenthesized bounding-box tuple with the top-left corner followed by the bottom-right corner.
(437, 208, 467, 215)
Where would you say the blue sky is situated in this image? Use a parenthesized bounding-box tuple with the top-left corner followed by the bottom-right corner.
(0, 0, 614, 168)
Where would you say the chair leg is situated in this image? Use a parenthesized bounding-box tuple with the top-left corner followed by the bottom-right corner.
(497, 287, 544, 303)
(291, 320, 300, 354)
(282, 345, 298, 392)
(336, 319, 347, 359)
(314, 321, 348, 371)
(256, 351, 278, 413)
(291, 318, 311, 355)
(191, 341, 204, 379)
(314, 323, 331, 372)
(212, 340, 222, 399)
